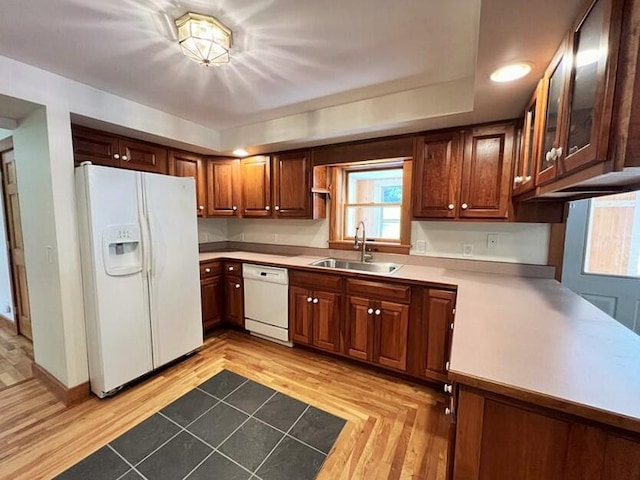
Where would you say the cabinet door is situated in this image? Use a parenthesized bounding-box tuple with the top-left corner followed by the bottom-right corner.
(460, 124, 515, 219)
(241, 155, 272, 217)
(346, 296, 375, 361)
(201, 275, 223, 332)
(375, 301, 409, 371)
(273, 151, 312, 218)
(71, 127, 120, 167)
(290, 285, 313, 345)
(169, 150, 205, 216)
(119, 138, 168, 174)
(225, 276, 244, 328)
(207, 157, 241, 217)
(424, 289, 456, 377)
(514, 83, 542, 196)
(537, 44, 569, 185)
(562, 0, 619, 173)
(412, 132, 461, 218)
(312, 291, 342, 352)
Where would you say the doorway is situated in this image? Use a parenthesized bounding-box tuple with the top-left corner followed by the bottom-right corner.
(562, 191, 640, 334)
(0, 137, 33, 388)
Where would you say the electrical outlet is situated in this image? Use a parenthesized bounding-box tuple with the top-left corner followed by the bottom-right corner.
(487, 234, 499, 250)
(462, 244, 474, 257)
(415, 240, 426, 254)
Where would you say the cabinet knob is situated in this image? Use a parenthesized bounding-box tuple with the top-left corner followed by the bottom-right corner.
(228, 266, 234, 271)
(448, 203, 455, 210)
(445, 361, 450, 371)
(546, 150, 553, 162)
(444, 384, 453, 394)
(235, 283, 241, 289)
(307, 297, 313, 303)
(204, 268, 211, 273)
(374, 309, 381, 315)
(275, 206, 280, 211)
(514, 176, 523, 185)
(367, 308, 374, 315)
(556, 147, 563, 159)
(450, 322, 454, 330)
(198, 205, 205, 210)
(313, 298, 319, 304)
(113, 153, 120, 159)
(445, 407, 451, 415)
(232, 205, 238, 211)
(461, 203, 468, 210)
(122, 155, 129, 161)
(525, 175, 532, 182)
(265, 206, 271, 211)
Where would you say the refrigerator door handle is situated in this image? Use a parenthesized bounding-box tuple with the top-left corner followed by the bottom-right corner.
(146, 213, 156, 277)
(139, 209, 152, 276)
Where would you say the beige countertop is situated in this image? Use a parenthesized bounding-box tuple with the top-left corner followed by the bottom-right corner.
(200, 251, 640, 431)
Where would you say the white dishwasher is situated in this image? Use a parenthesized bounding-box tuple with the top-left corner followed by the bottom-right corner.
(243, 264, 291, 346)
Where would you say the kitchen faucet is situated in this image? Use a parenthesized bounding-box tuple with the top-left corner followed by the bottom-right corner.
(354, 221, 373, 263)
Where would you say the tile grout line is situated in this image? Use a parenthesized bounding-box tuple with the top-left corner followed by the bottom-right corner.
(175, 389, 280, 480)
(249, 404, 312, 478)
(108, 378, 251, 473)
(108, 444, 150, 480)
(214, 397, 330, 456)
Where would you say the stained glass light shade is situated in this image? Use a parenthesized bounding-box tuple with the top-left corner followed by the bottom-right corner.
(175, 13, 232, 66)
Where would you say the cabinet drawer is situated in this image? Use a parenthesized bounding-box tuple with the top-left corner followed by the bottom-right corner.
(289, 269, 342, 292)
(346, 278, 411, 303)
(200, 261, 222, 278)
(224, 261, 242, 275)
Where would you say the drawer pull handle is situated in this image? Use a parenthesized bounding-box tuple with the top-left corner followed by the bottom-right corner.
(235, 283, 241, 289)
(204, 268, 211, 273)
(228, 266, 234, 271)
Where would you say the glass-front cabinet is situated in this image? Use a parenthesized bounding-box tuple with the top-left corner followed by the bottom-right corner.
(514, 81, 543, 196)
(534, 0, 621, 188)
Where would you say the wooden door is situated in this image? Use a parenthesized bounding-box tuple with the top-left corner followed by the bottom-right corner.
(201, 275, 223, 332)
(169, 150, 205, 216)
(240, 156, 271, 217)
(1, 147, 32, 340)
(224, 275, 244, 328)
(345, 296, 374, 361)
(272, 151, 311, 218)
(424, 289, 456, 376)
(375, 301, 409, 371)
(312, 290, 341, 352)
(412, 132, 461, 218)
(71, 126, 120, 167)
(119, 138, 168, 174)
(206, 157, 241, 217)
(290, 285, 313, 345)
(459, 124, 515, 219)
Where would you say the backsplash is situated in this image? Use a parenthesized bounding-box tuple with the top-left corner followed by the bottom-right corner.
(197, 218, 551, 266)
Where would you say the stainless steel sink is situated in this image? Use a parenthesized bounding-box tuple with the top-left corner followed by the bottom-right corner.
(310, 258, 402, 274)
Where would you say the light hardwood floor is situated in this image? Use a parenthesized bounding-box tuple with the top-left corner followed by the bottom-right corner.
(0, 331, 450, 479)
(0, 322, 33, 389)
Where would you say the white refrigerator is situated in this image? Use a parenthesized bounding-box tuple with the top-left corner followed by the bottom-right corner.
(75, 164, 203, 398)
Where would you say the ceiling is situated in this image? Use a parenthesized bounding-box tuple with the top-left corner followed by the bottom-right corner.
(0, 0, 584, 151)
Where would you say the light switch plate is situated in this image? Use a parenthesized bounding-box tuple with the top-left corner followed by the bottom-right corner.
(415, 240, 426, 254)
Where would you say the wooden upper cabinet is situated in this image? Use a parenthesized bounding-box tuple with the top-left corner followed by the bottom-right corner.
(240, 155, 271, 217)
(169, 150, 205, 216)
(71, 126, 168, 174)
(412, 132, 461, 218)
(272, 151, 312, 218)
(71, 127, 120, 168)
(459, 123, 515, 219)
(207, 157, 241, 217)
(513, 82, 543, 196)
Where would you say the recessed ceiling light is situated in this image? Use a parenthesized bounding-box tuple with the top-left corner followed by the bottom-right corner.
(490, 62, 532, 83)
(233, 148, 249, 157)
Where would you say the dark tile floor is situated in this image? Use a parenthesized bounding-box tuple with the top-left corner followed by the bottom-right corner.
(55, 370, 346, 480)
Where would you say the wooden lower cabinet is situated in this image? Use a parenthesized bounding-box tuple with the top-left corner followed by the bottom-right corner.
(453, 386, 640, 480)
(201, 275, 223, 332)
(376, 301, 409, 371)
(425, 289, 456, 378)
(224, 274, 244, 328)
(290, 284, 341, 352)
(345, 296, 375, 361)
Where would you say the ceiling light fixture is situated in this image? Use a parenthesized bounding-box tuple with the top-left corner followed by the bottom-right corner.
(490, 62, 532, 83)
(175, 12, 232, 67)
(233, 148, 249, 157)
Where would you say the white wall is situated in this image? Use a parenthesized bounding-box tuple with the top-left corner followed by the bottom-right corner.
(226, 218, 330, 249)
(411, 221, 550, 265)
(197, 218, 228, 243)
(0, 187, 14, 321)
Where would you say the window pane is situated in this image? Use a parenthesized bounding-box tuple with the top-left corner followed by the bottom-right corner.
(347, 169, 403, 204)
(584, 191, 640, 277)
(344, 205, 402, 241)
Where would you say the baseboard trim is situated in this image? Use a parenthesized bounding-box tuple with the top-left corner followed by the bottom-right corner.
(0, 313, 17, 334)
(32, 363, 90, 407)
